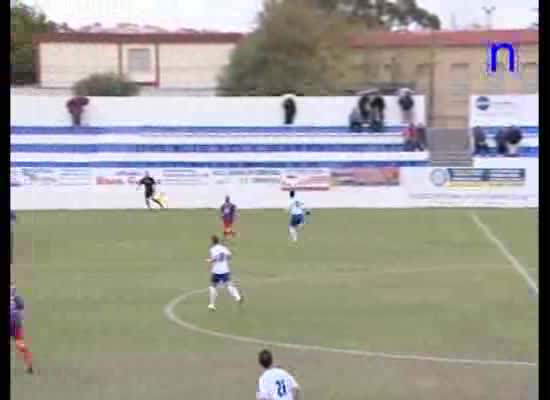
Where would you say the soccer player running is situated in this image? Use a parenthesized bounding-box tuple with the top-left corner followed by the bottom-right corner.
(220, 196, 237, 239)
(206, 235, 243, 311)
(256, 349, 301, 400)
(137, 172, 164, 210)
(10, 282, 34, 374)
(288, 191, 309, 242)
(11, 210, 15, 266)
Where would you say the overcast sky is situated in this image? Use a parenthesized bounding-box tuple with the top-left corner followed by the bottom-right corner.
(21, 0, 538, 32)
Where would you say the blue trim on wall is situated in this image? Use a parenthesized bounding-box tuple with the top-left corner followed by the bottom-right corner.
(12, 143, 540, 154)
(501, 148, 538, 156)
(11, 126, 404, 135)
(483, 149, 539, 157)
(482, 126, 539, 135)
(12, 143, 408, 153)
(11, 125, 539, 135)
(11, 161, 430, 168)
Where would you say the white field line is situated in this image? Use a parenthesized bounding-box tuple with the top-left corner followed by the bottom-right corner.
(164, 288, 537, 368)
(469, 212, 539, 296)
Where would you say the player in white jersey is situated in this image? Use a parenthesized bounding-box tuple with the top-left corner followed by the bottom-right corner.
(257, 349, 301, 400)
(206, 235, 242, 311)
(288, 191, 309, 242)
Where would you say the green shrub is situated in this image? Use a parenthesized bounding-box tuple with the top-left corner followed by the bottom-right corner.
(73, 73, 140, 96)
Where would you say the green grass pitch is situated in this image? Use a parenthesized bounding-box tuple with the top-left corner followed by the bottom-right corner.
(11, 209, 538, 400)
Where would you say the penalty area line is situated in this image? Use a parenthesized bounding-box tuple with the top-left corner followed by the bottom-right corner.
(164, 288, 537, 368)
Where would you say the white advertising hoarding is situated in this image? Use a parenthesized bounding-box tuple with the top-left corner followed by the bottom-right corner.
(469, 95, 538, 128)
(11, 159, 538, 210)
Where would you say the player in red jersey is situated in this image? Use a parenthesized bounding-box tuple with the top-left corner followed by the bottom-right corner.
(10, 283, 33, 374)
(220, 196, 237, 239)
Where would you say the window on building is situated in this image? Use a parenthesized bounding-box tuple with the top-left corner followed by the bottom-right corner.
(127, 48, 152, 73)
(368, 64, 379, 81)
(416, 63, 431, 76)
(415, 64, 431, 94)
(449, 63, 470, 97)
(362, 64, 370, 76)
(352, 63, 369, 79)
(485, 62, 505, 93)
(382, 61, 401, 82)
(521, 62, 538, 93)
(392, 63, 402, 81)
(382, 63, 393, 80)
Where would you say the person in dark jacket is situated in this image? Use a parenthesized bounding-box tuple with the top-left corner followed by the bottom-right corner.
(11, 210, 15, 266)
(398, 89, 414, 123)
(66, 96, 89, 126)
(506, 126, 523, 156)
(495, 128, 508, 156)
(358, 94, 370, 122)
(349, 107, 364, 133)
(370, 95, 386, 131)
(403, 123, 418, 151)
(472, 126, 489, 156)
(282, 95, 297, 125)
(416, 123, 428, 151)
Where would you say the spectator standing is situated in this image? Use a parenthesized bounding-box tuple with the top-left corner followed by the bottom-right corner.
(416, 123, 428, 151)
(66, 96, 89, 126)
(11, 210, 15, 266)
(282, 94, 297, 125)
(472, 126, 489, 156)
(348, 107, 364, 133)
(370, 95, 386, 131)
(495, 128, 508, 156)
(398, 88, 415, 124)
(506, 125, 523, 157)
(403, 123, 418, 151)
(358, 94, 371, 122)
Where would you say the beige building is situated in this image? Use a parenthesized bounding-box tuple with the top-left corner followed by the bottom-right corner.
(349, 29, 539, 127)
(34, 29, 538, 128)
(34, 32, 243, 92)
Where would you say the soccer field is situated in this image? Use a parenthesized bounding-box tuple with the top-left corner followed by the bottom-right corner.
(11, 209, 538, 400)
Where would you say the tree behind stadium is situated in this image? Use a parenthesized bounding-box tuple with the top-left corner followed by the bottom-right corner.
(11, 1, 62, 85)
(217, 0, 357, 96)
(312, 0, 441, 30)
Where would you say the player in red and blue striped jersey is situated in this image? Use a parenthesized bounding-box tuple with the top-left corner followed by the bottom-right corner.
(10, 283, 33, 374)
(220, 196, 237, 239)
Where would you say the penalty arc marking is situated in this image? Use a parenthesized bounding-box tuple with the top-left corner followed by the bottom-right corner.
(164, 288, 537, 368)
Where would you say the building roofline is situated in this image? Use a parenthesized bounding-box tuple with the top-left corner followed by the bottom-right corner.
(349, 29, 539, 49)
(33, 29, 538, 49)
(33, 31, 245, 45)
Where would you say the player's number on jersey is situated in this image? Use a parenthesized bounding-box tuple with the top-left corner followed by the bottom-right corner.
(216, 253, 226, 262)
(275, 380, 287, 397)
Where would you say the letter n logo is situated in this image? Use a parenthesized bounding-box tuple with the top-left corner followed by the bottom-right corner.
(487, 42, 518, 74)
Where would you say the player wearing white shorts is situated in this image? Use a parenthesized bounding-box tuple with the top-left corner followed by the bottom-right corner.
(206, 235, 242, 311)
(256, 349, 301, 400)
(288, 191, 309, 242)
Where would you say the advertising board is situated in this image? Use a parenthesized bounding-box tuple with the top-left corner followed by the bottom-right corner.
(11, 160, 538, 210)
(429, 168, 525, 188)
(281, 169, 331, 191)
(212, 169, 281, 185)
(95, 169, 144, 185)
(331, 167, 400, 186)
(402, 161, 538, 207)
(161, 169, 210, 185)
(56, 168, 93, 186)
(12, 167, 58, 186)
(469, 95, 538, 128)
